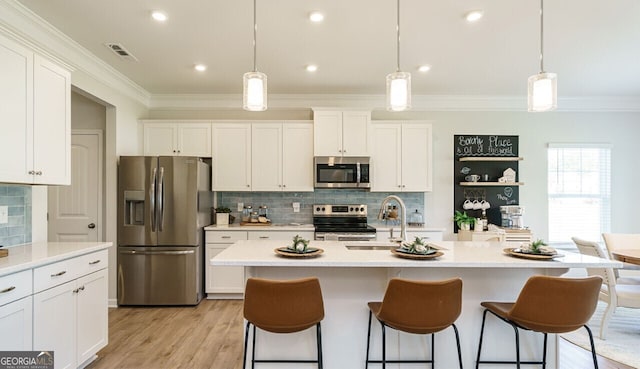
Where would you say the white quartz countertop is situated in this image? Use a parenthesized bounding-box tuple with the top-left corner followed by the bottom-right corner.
(204, 223, 315, 231)
(0, 242, 112, 277)
(210, 240, 622, 269)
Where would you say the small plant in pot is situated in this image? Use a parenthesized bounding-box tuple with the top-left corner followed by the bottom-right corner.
(214, 207, 235, 225)
(454, 210, 475, 231)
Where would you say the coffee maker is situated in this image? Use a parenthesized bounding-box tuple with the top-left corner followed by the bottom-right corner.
(500, 205, 525, 229)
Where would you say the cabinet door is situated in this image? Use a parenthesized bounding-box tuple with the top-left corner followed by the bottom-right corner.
(0, 34, 33, 183)
(341, 111, 370, 156)
(206, 245, 245, 294)
(370, 123, 402, 192)
(251, 123, 282, 191)
(144, 123, 177, 156)
(282, 123, 314, 191)
(0, 296, 33, 350)
(76, 269, 108, 366)
(33, 55, 71, 185)
(178, 123, 212, 157)
(313, 111, 342, 156)
(401, 123, 432, 191)
(212, 124, 251, 191)
(34, 281, 77, 369)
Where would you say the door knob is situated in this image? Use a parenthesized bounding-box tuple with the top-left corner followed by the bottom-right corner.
(88, 223, 96, 229)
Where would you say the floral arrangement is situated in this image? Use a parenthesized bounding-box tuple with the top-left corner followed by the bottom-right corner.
(400, 236, 436, 255)
(519, 239, 556, 255)
(287, 235, 310, 253)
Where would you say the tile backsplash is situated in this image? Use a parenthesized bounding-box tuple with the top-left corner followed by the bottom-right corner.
(216, 190, 424, 225)
(0, 185, 32, 246)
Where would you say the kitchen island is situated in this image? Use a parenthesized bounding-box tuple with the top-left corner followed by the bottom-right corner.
(211, 240, 620, 369)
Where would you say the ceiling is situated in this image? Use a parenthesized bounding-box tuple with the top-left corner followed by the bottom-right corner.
(16, 0, 640, 98)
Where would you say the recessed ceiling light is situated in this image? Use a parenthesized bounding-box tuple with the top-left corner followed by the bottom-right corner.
(418, 65, 431, 73)
(151, 10, 168, 22)
(194, 64, 207, 72)
(306, 65, 318, 72)
(465, 10, 484, 23)
(309, 11, 324, 23)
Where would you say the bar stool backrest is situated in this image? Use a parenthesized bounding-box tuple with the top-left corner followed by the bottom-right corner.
(509, 275, 602, 333)
(244, 277, 324, 333)
(377, 278, 462, 334)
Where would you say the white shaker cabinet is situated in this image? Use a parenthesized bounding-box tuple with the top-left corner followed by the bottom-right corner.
(205, 231, 247, 298)
(0, 34, 71, 185)
(142, 121, 212, 157)
(251, 122, 314, 192)
(0, 269, 33, 351)
(313, 110, 370, 156)
(371, 121, 433, 192)
(212, 123, 252, 191)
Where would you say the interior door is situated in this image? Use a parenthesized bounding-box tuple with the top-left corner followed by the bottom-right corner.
(48, 132, 101, 242)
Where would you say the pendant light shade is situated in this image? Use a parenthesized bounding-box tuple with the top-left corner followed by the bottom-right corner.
(528, 0, 556, 112)
(243, 0, 267, 111)
(386, 0, 411, 112)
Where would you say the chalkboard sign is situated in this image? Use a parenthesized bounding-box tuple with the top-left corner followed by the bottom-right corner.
(453, 135, 520, 231)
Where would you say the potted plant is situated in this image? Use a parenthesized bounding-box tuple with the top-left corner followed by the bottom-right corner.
(454, 210, 475, 231)
(214, 207, 235, 225)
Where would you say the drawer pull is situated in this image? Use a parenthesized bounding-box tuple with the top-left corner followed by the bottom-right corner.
(0, 286, 16, 293)
(221, 236, 231, 239)
(259, 236, 269, 239)
(51, 271, 67, 277)
(89, 260, 101, 265)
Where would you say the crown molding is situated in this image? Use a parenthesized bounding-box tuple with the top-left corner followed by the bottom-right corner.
(0, 0, 150, 107)
(150, 94, 640, 112)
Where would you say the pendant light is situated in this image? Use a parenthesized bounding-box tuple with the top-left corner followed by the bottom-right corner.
(386, 0, 411, 111)
(527, 0, 557, 112)
(243, 0, 267, 111)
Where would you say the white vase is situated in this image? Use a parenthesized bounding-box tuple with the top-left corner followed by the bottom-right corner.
(461, 223, 470, 231)
(216, 213, 229, 226)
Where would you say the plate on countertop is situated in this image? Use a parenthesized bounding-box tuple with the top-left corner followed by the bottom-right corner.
(503, 248, 564, 260)
(390, 248, 443, 260)
(274, 247, 324, 258)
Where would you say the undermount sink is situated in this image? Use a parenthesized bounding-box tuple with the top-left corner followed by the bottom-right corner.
(345, 242, 400, 251)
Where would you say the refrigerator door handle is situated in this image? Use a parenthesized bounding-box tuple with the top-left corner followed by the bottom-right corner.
(158, 166, 165, 232)
(119, 250, 195, 255)
(150, 167, 157, 232)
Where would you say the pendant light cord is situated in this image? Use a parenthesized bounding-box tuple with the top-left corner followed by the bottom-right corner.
(539, 0, 544, 73)
(396, 0, 401, 72)
(253, 0, 257, 72)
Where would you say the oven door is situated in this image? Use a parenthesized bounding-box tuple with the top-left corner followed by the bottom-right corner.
(314, 157, 370, 188)
(315, 232, 376, 241)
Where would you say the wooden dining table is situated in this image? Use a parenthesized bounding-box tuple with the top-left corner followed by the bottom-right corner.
(611, 249, 640, 265)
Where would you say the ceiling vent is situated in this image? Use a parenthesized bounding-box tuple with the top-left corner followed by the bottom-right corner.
(104, 43, 138, 62)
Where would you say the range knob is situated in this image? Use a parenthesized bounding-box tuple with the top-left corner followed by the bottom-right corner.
(360, 207, 365, 212)
(350, 207, 354, 212)
(316, 207, 321, 212)
(321, 207, 325, 211)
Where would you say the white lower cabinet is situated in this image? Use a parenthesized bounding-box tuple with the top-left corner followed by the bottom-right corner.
(205, 231, 247, 297)
(0, 296, 33, 350)
(33, 254, 108, 369)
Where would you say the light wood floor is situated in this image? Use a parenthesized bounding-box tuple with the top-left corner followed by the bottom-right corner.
(87, 299, 633, 369)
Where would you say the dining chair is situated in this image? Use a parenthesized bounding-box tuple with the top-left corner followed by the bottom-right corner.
(602, 233, 640, 284)
(243, 277, 325, 368)
(365, 277, 463, 369)
(475, 275, 602, 368)
(572, 237, 640, 339)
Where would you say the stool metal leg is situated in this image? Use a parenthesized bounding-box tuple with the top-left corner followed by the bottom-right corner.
(542, 333, 548, 369)
(431, 333, 435, 367)
(251, 324, 257, 369)
(584, 325, 599, 369)
(475, 309, 490, 369)
(512, 323, 521, 369)
(381, 323, 386, 369)
(316, 322, 323, 369)
(365, 311, 372, 369)
(242, 321, 251, 369)
(452, 323, 463, 369)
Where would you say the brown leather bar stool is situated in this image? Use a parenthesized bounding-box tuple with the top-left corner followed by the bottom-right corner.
(365, 277, 464, 369)
(475, 275, 603, 369)
(242, 277, 324, 369)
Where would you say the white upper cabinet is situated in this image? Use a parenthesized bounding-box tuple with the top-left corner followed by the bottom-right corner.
(251, 122, 313, 192)
(0, 34, 70, 185)
(371, 121, 433, 192)
(313, 109, 370, 156)
(143, 121, 212, 157)
(212, 123, 252, 191)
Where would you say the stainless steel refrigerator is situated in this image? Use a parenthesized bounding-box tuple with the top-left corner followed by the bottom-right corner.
(117, 156, 212, 305)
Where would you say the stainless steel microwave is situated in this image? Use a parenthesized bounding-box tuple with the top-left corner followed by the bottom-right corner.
(314, 157, 370, 189)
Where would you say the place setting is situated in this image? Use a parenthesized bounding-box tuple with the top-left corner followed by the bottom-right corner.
(274, 235, 324, 258)
(504, 239, 564, 260)
(390, 237, 444, 260)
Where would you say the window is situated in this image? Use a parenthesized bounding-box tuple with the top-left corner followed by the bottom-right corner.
(547, 144, 611, 245)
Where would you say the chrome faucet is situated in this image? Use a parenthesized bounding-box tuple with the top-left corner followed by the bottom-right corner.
(377, 195, 407, 243)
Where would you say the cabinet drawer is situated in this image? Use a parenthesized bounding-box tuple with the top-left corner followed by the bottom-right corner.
(0, 270, 32, 307)
(33, 257, 79, 293)
(206, 231, 247, 243)
(247, 231, 314, 241)
(76, 249, 109, 277)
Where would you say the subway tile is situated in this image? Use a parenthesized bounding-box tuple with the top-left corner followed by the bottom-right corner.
(8, 206, 24, 217)
(8, 226, 25, 236)
(8, 216, 24, 226)
(0, 235, 25, 246)
(6, 186, 25, 196)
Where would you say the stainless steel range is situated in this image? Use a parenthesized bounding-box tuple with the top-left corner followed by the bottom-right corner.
(313, 204, 377, 241)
